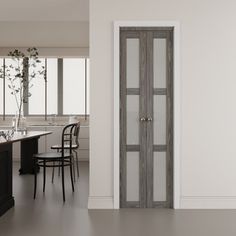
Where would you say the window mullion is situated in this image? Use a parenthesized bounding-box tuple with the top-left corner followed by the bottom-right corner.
(58, 58, 63, 116)
(85, 58, 87, 120)
(45, 58, 47, 120)
(3, 58, 5, 120)
(23, 57, 29, 117)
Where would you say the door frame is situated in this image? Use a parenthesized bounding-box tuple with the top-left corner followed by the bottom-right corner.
(113, 21, 181, 209)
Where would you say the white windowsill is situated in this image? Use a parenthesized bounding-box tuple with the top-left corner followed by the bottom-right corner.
(0, 115, 89, 127)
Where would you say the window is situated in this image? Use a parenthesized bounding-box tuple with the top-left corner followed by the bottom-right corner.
(5, 58, 23, 115)
(47, 59, 58, 115)
(63, 59, 85, 115)
(86, 59, 90, 115)
(28, 58, 58, 115)
(0, 58, 89, 119)
(0, 59, 3, 115)
(28, 58, 46, 115)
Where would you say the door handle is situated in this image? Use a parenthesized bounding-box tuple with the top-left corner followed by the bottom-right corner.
(140, 117, 152, 122)
(140, 117, 146, 122)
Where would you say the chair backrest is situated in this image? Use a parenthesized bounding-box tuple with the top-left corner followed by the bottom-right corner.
(73, 121, 80, 147)
(61, 122, 80, 157)
(74, 122, 80, 148)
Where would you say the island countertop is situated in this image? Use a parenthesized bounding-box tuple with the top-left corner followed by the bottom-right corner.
(0, 131, 52, 145)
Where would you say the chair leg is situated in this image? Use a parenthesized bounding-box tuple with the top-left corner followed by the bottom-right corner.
(75, 150, 79, 178)
(43, 160, 46, 193)
(58, 165, 60, 177)
(34, 158, 37, 199)
(57, 150, 61, 177)
(70, 158, 75, 192)
(61, 161, 65, 202)
(51, 161, 55, 183)
(72, 153, 76, 182)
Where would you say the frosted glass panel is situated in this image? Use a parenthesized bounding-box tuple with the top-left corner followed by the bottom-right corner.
(153, 152, 166, 201)
(126, 152, 139, 201)
(154, 95, 166, 145)
(154, 39, 166, 88)
(47, 59, 58, 115)
(0, 59, 3, 114)
(29, 58, 46, 114)
(126, 39, 139, 88)
(5, 58, 22, 114)
(127, 95, 139, 145)
(63, 58, 85, 115)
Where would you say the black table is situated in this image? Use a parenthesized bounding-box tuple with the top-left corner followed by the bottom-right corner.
(0, 131, 52, 216)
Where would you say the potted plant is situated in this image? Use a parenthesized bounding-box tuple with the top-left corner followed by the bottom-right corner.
(0, 47, 45, 130)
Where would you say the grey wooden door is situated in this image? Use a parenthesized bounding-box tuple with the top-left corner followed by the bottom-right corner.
(120, 27, 173, 208)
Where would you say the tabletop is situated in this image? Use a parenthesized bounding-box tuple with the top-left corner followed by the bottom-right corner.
(0, 131, 52, 145)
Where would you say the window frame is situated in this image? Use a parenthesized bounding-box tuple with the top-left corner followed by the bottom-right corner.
(0, 57, 89, 120)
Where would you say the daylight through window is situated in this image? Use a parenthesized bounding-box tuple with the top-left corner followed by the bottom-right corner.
(0, 58, 90, 119)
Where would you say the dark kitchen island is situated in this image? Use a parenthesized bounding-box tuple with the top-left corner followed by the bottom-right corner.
(0, 131, 51, 216)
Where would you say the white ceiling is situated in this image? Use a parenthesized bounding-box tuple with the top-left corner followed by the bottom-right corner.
(0, 0, 89, 21)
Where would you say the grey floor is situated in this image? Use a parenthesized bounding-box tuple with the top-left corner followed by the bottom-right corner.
(1, 163, 236, 236)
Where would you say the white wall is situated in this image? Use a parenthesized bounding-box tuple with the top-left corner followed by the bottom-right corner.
(89, 0, 236, 208)
(0, 21, 89, 56)
(0, 0, 89, 22)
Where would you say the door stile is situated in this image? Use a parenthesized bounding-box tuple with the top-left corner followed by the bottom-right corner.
(120, 32, 127, 208)
(166, 30, 174, 208)
(139, 32, 147, 208)
(146, 31, 154, 208)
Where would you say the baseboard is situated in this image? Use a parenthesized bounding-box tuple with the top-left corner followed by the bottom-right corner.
(181, 196, 236, 209)
(88, 196, 114, 209)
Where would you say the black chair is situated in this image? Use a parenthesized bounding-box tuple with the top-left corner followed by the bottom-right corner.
(33, 122, 80, 202)
(51, 121, 80, 182)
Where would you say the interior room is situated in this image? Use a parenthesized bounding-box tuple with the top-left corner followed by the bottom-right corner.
(2, 0, 236, 236)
